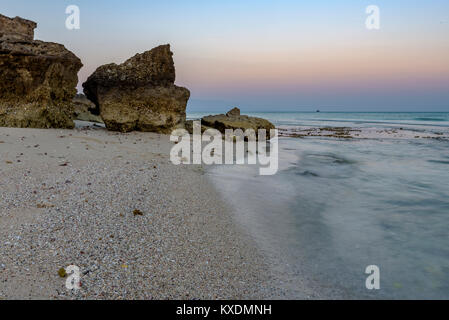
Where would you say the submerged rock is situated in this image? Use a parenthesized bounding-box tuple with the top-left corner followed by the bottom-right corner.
(0, 14, 82, 129)
(83, 44, 190, 133)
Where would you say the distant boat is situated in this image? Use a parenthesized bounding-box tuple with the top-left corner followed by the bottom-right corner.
(316, 109, 320, 113)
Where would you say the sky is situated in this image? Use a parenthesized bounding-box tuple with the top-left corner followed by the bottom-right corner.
(2, 0, 449, 112)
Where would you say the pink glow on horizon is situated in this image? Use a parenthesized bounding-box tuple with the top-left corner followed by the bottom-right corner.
(76, 32, 449, 104)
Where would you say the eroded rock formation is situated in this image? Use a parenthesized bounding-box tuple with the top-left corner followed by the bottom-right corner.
(83, 44, 190, 133)
(0, 14, 82, 129)
(186, 108, 275, 139)
(0, 14, 36, 41)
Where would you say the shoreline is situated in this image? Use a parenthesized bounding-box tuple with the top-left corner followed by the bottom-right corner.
(206, 162, 342, 300)
(0, 124, 273, 299)
(206, 128, 449, 299)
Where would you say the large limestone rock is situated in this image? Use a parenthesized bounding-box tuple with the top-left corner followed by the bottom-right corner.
(83, 44, 190, 133)
(0, 14, 82, 129)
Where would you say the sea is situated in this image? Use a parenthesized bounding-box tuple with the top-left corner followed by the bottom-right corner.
(187, 112, 449, 299)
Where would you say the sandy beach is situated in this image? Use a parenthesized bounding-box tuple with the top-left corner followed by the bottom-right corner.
(2, 0, 449, 305)
(0, 122, 273, 300)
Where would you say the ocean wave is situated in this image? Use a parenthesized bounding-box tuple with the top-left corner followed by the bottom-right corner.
(428, 160, 449, 165)
(413, 117, 446, 121)
(274, 118, 449, 128)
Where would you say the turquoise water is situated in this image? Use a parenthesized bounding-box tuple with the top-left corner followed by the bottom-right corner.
(197, 112, 449, 299)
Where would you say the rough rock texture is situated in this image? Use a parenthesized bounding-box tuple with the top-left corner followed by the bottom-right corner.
(83, 44, 190, 133)
(0, 14, 36, 41)
(186, 108, 276, 139)
(226, 107, 241, 117)
(0, 14, 82, 129)
(73, 94, 104, 123)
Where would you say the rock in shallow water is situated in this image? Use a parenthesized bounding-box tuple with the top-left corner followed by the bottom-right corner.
(0, 14, 82, 129)
(186, 108, 276, 139)
(83, 44, 190, 133)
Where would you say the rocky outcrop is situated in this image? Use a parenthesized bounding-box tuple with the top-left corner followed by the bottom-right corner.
(0, 14, 36, 42)
(205, 108, 275, 133)
(226, 107, 241, 117)
(186, 108, 276, 139)
(83, 44, 190, 133)
(0, 14, 82, 129)
(73, 94, 104, 123)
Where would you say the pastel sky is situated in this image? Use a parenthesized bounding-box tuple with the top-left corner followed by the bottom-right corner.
(2, 0, 449, 111)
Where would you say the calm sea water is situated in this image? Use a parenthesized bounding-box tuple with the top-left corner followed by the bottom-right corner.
(189, 112, 449, 299)
(188, 111, 449, 128)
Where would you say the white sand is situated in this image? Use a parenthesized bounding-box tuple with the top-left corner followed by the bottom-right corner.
(0, 122, 273, 299)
